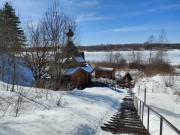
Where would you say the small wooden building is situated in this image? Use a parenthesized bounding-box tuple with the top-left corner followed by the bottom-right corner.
(95, 67, 115, 79)
(65, 65, 93, 89)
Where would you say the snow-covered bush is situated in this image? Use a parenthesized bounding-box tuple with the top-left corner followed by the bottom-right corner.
(173, 90, 180, 102)
(162, 75, 176, 88)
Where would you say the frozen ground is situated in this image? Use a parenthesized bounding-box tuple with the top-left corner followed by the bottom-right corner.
(0, 81, 130, 135)
(0, 50, 179, 135)
(0, 74, 179, 135)
(85, 50, 180, 65)
(133, 75, 180, 135)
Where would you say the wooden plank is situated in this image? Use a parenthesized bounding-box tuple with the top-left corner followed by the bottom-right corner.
(101, 94, 149, 135)
(104, 123, 146, 129)
(101, 126, 149, 134)
(107, 120, 144, 125)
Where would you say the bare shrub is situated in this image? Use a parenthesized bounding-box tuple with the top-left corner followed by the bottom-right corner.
(14, 87, 28, 117)
(162, 75, 176, 88)
(129, 62, 145, 70)
(92, 52, 126, 69)
(173, 90, 180, 96)
(173, 90, 180, 102)
(150, 50, 173, 74)
(128, 51, 143, 70)
(57, 94, 63, 107)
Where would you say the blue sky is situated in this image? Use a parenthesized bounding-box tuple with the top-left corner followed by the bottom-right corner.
(0, 0, 180, 45)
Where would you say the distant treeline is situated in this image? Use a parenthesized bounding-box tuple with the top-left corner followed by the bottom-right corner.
(77, 43, 180, 51)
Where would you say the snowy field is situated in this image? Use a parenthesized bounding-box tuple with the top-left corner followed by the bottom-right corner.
(0, 82, 129, 135)
(0, 75, 179, 135)
(85, 50, 180, 65)
(133, 75, 180, 135)
(0, 50, 179, 135)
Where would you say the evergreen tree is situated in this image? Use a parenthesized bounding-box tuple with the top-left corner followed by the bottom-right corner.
(0, 2, 26, 54)
(0, 2, 26, 92)
(0, 8, 5, 52)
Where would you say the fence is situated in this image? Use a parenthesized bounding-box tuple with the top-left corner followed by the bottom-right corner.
(132, 93, 180, 135)
(95, 78, 180, 134)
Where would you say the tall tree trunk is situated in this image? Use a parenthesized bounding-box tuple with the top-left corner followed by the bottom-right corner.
(12, 55, 16, 92)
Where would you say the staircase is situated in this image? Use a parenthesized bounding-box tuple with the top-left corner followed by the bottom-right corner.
(101, 97, 150, 135)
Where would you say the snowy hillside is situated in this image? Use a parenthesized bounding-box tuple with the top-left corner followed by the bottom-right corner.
(0, 81, 130, 135)
(133, 75, 180, 134)
(0, 75, 179, 135)
(0, 55, 34, 86)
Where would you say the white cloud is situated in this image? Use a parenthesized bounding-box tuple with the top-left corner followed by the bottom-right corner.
(106, 26, 161, 33)
(77, 1, 99, 7)
(127, 8, 157, 17)
(110, 26, 153, 32)
(59, 0, 100, 8)
(76, 12, 106, 22)
(161, 4, 180, 9)
(105, 23, 180, 33)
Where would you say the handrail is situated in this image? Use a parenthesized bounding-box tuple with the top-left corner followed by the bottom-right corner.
(133, 94, 180, 135)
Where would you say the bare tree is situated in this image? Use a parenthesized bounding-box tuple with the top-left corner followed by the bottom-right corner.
(147, 35, 156, 44)
(23, 2, 77, 89)
(158, 30, 168, 44)
(146, 34, 156, 76)
(106, 51, 114, 64)
(23, 22, 50, 81)
(152, 30, 170, 73)
(128, 51, 143, 70)
(113, 52, 122, 64)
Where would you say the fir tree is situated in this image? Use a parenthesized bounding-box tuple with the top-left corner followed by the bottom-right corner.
(0, 2, 26, 92)
(0, 2, 26, 54)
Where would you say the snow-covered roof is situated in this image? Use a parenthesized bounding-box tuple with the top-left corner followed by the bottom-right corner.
(61, 55, 85, 64)
(73, 55, 85, 63)
(65, 64, 94, 75)
(96, 67, 115, 71)
(81, 64, 94, 73)
(65, 67, 79, 75)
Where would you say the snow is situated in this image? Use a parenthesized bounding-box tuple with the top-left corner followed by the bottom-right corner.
(0, 50, 180, 135)
(0, 74, 179, 135)
(85, 50, 180, 65)
(116, 71, 126, 78)
(73, 55, 86, 63)
(96, 67, 115, 71)
(133, 75, 180, 135)
(81, 64, 94, 73)
(65, 67, 80, 75)
(0, 82, 129, 135)
(174, 68, 180, 74)
(65, 64, 94, 75)
(0, 55, 34, 86)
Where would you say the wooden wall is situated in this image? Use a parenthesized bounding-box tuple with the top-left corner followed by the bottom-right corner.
(95, 70, 115, 79)
(70, 69, 90, 89)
